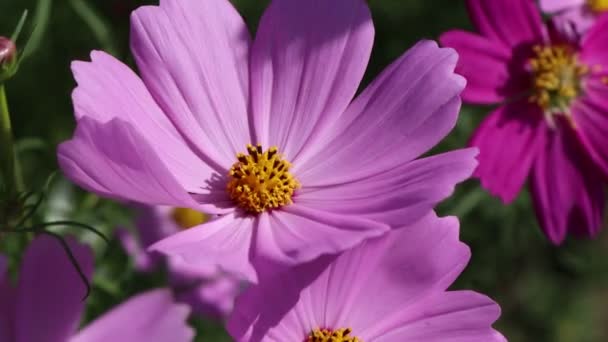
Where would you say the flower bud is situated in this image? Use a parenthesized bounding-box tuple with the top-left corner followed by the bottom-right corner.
(0, 37, 16, 66)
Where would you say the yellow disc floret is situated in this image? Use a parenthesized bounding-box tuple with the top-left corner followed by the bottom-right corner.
(588, 0, 608, 13)
(307, 328, 362, 342)
(171, 207, 209, 229)
(528, 45, 589, 113)
(227, 144, 300, 214)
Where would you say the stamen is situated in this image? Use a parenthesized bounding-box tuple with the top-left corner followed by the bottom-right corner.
(307, 328, 362, 342)
(588, 0, 608, 12)
(171, 207, 208, 229)
(528, 45, 589, 124)
(227, 144, 300, 214)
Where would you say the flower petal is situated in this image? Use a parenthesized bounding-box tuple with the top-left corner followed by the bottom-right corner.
(252, 205, 388, 272)
(573, 86, 608, 177)
(15, 236, 93, 342)
(440, 30, 524, 104)
(370, 291, 505, 342)
(539, 0, 584, 13)
(470, 101, 546, 203)
(250, 0, 374, 163)
(58, 117, 228, 213)
(70, 289, 193, 342)
(131, 0, 252, 168)
(466, 0, 546, 46)
(228, 213, 481, 342)
(530, 125, 605, 244)
(295, 40, 465, 186)
(0, 256, 15, 342)
(296, 149, 477, 227)
(580, 14, 608, 65)
(71, 51, 214, 188)
(149, 213, 257, 283)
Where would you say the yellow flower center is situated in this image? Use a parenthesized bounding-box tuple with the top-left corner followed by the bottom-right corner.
(227, 144, 300, 214)
(171, 207, 208, 229)
(588, 0, 608, 12)
(528, 45, 588, 113)
(307, 328, 362, 342)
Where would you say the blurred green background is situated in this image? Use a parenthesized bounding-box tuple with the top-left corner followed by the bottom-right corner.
(1, 0, 607, 341)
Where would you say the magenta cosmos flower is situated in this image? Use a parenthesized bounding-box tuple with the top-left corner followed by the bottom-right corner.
(540, 0, 608, 40)
(58, 0, 477, 282)
(440, 0, 608, 244)
(0, 235, 193, 342)
(118, 206, 241, 318)
(227, 213, 505, 342)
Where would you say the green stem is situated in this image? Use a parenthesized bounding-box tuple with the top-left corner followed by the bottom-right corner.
(0, 84, 24, 196)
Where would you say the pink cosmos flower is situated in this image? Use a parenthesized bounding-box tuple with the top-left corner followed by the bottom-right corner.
(118, 205, 241, 318)
(0, 235, 193, 342)
(227, 213, 505, 342)
(540, 0, 608, 40)
(58, 0, 477, 282)
(440, 0, 608, 244)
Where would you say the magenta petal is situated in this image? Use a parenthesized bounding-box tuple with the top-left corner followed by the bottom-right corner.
(150, 213, 257, 283)
(228, 214, 497, 342)
(71, 51, 214, 189)
(15, 236, 93, 342)
(470, 101, 546, 203)
(574, 94, 608, 177)
(370, 291, 504, 342)
(0, 256, 15, 342)
(466, 0, 546, 46)
(296, 149, 477, 227)
(253, 205, 388, 271)
(250, 0, 374, 163)
(440, 30, 517, 104)
(540, 0, 584, 12)
(131, 0, 251, 168)
(58, 117, 224, 212)
(70, 289, 193, 342)
(530, 125, 605, 244)
(296, 40, 465, 186)
(581, 15, 608, 72)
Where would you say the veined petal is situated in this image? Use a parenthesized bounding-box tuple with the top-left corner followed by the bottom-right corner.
(296, 149, 477, 227)
(580, 15, 608, 71)
(71, 51, 214, 188)
(470, 101, 546, 203)
(58, 117, 228, 213)
(574, 81, 608, 176)
(131, 0, 252, 169)
(296, 40, 465, 185)
(530, 125, 605, 244)
(250, 0, 374, 163)
(15, 236, 93, 342)
(70, 289, 193, 342)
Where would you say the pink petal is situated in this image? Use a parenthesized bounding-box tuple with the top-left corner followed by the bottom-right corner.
(249, 0, 374, 163)
(15, 236, 94, 342)
(440, 30, 525, 104)
(296, 149, 477, 227)
(228, 214, 487, 342)
(58, 117, 228, 213)
(573, 86, 608, 176)
(70, 289, 193, 342)
(530, 125, 605, 244)
(71, 51, 214, 190)
(466, 0, 546, 46)
(540, 0, 585, 13)
(296, 40, 466, 186)
(0, 256, 15, 342)
(580, 14, 608, 70)
(370, 292, 504, 342)
(470, 101, 546, 203)
(150, 213, 257, 283)
(131, 0, 252, 169)
(253, 205, 388, 273)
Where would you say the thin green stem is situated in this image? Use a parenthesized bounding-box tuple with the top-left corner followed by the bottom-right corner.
(0, 84, 23, 195)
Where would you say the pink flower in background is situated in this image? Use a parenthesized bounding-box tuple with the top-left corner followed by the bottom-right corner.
(227, 213, 505, 342)
(118, 206, 241, 318)
(0, 236, 193, 342)
(540, 0, 608, 40)
(440, 0, 608, 244)
(58, 0, 476, 281)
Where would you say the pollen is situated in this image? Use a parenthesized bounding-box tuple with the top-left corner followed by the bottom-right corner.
(227, 144, 300, 214)
(307, 328, 362, 342)
(588, 0, 608, 12)
(528, 45, 589, 113)
(171, 207, 209, 229)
